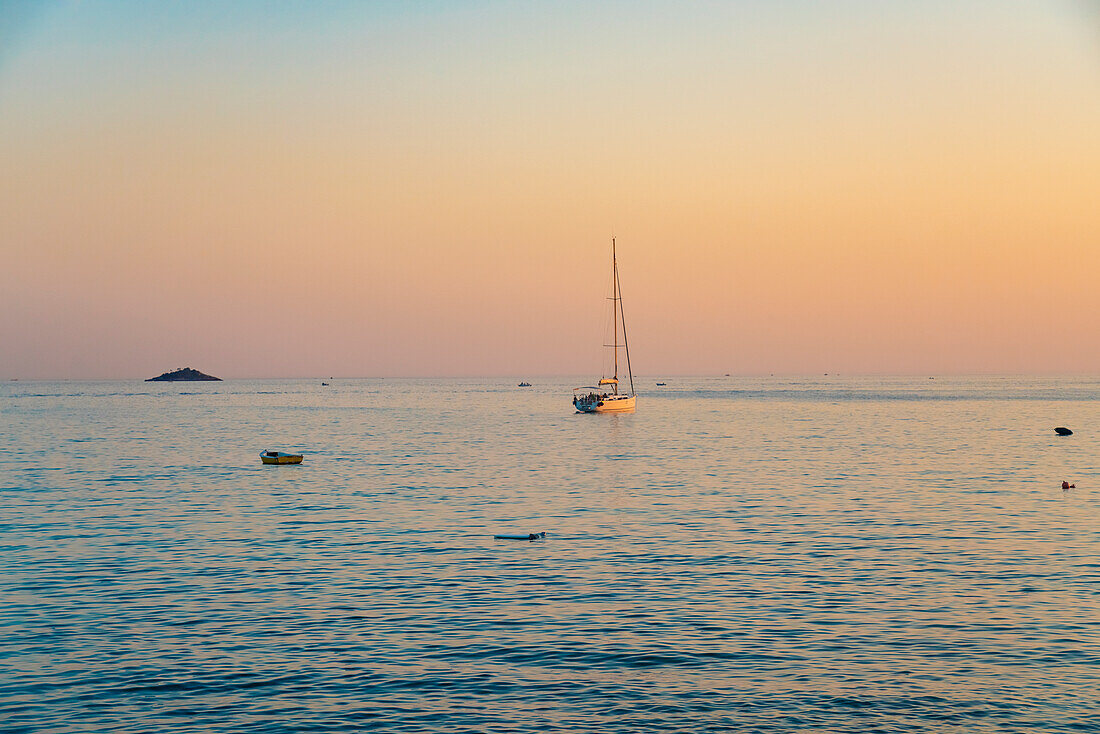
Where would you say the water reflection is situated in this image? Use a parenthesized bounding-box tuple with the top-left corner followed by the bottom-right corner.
(0, 377, 1098, 732)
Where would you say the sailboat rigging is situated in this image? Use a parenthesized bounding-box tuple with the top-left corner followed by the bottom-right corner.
(573, 239, 637, 413)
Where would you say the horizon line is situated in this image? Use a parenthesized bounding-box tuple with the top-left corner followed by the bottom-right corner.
(4, 372, 1100, 382)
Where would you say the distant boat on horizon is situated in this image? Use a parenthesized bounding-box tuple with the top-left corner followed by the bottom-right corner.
(573, 239, 636, 413)
(518, 382, 532, 387)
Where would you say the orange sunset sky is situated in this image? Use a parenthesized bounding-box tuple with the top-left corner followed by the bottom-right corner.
(2, 1, 1099, 378)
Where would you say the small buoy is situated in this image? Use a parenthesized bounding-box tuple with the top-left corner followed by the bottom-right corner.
(494, 532, 546, 540)
(1055, 427, 1073, 436)
(1062, 480, 1076, 489)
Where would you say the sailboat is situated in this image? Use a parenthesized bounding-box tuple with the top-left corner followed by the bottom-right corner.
(573, 239, 637, 413)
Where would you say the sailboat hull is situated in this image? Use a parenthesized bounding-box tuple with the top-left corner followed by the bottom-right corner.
(576, 394, 636, 413)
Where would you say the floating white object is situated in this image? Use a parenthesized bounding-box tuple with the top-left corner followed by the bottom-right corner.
(494, 532, 546, 540)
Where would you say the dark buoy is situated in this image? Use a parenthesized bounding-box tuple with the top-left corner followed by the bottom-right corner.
(1062, 480, 1076, 489)
(1055, 427, 1073, 436)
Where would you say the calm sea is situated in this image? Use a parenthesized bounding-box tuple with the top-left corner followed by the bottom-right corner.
(2, 377, 1099, 733)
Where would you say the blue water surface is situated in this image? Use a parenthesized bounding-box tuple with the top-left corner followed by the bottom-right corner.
(2, 376, 1098, 732)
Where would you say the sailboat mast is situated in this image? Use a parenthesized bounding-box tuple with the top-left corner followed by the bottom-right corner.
(615, 248, 635, 397)
(612, 238, 618, 385)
